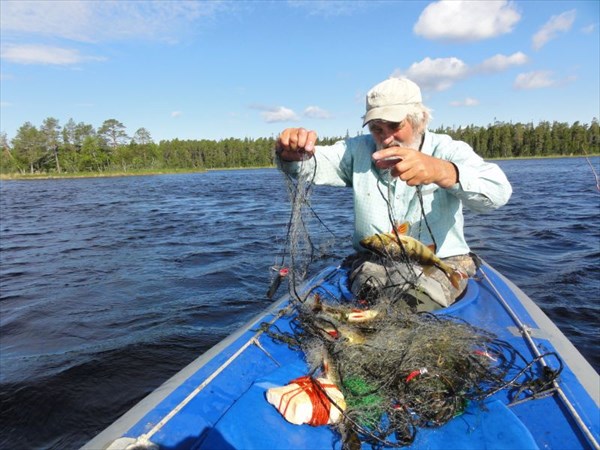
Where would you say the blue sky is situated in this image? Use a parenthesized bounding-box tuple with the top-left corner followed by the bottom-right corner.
(1, 0, 599, 143)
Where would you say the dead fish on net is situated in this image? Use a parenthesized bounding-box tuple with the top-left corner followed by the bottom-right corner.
(320, 323, 367, 345)
(310, 313, 366, 345)
(310, 294, 379, 323)
(360, 223, 464, 289)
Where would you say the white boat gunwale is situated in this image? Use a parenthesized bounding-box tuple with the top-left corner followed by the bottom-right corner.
(82, 269, 334, 450)
(481, 263, 599, 407)
(83, 260, 600, 450)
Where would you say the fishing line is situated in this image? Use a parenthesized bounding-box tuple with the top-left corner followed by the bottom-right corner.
(268, 156, 317, 300)
(276, 155, 344, 303)
(372, 172, 419, 286)
(265, 151, 566, 448)
(372, 164, 439, 289)
(581, 148, 600, 191)
(415, 185, 437, 250)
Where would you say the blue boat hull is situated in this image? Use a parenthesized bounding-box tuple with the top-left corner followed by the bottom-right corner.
(84, 260, 599, 450)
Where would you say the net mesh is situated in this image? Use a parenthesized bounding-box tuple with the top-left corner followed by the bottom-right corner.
(266, 160, 562, 447)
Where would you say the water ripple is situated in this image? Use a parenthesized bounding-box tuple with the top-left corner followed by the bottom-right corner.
(0, 159, 599, 449)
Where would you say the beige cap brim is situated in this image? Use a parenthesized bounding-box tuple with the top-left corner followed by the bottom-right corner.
(362, 104, 417, 127)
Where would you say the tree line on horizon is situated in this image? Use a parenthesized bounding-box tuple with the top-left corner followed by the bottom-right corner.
(1, 117, 598, 175)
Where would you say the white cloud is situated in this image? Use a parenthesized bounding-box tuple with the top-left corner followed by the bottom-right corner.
(477, 52, 528, 73)
(250, 105, 299, 123)
(581, 24, 596, 34)
(0, 44, 105, 65)
(450, 98, 480, 107)
(0, 0, 224, 43)
(514, 71, 557, 89)
(303, 106, 332, 119)
(532, 10, 576, 50)
(414, 0, 521, 42)
(171, 111, 183, 118)
(394, 57, 469, 91)
(394, 52, 530, 92)
(1, 102, 12, 108)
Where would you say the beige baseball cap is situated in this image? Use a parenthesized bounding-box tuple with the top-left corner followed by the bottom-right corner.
(362, 78, 422, 126)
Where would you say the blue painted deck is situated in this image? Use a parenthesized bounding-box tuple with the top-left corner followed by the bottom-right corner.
(85, 262, 600, 450)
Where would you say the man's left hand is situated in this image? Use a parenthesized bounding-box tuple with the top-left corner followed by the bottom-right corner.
(372, 147, 458, 188)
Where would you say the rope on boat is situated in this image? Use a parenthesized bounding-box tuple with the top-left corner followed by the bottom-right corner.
(268, 162, 579, 447)
(479, 265, 600, 450)
(131, 268, 339, 444)
(137, 305, 290, 442)
(581, 150, 600, 192)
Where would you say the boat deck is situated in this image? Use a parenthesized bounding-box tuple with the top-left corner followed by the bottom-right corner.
(85, 263, 600, 450)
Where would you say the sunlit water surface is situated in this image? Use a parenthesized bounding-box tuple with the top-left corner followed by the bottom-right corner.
(1, 157, 598, 449)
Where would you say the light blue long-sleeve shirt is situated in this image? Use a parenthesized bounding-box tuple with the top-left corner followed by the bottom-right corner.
(278, 131, 512, 258)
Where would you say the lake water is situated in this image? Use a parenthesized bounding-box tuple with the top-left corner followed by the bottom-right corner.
(1, 157, 598, 449)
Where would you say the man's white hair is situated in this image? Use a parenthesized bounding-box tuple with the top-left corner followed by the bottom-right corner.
(404, 104, 433, 133)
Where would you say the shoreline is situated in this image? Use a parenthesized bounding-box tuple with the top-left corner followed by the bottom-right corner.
(0, 166, 275, 181)
(0, 168, 208, 181)
(1, 154, 598, 181)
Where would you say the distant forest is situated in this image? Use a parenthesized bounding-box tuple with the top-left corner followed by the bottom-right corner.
(1, 117, 598, 175)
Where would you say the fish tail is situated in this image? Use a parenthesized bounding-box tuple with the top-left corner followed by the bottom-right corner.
(449, 270, 462, 290)
(436, 261, 463, 290)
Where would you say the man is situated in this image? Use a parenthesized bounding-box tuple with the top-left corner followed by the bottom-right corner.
(275, 77, 512, 309)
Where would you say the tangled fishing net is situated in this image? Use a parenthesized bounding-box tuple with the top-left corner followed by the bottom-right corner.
(265, 160, 562, 448)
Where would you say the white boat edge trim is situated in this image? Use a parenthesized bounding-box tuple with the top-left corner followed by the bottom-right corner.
(483, 262, 599, 407)
(82, 293, 292, 450)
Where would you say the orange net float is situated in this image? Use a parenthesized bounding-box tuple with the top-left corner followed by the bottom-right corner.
(266, 376, 346, 426)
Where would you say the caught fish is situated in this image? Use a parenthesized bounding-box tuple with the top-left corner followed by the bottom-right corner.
(360, 223, 463, 289)
(322, 351, 342, 386)
(321, 324, 366, 345)
(340, 423, 362, 450)
(310, 294, 378, 324)
(266, 267, 289, 299)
